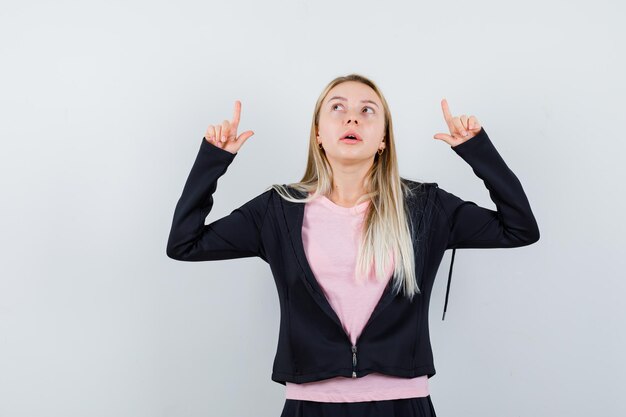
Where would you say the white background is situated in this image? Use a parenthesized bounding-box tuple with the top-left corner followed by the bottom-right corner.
(1, 0, 624, 416)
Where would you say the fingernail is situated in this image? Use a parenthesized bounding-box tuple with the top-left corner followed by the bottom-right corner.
(463, 131, 468, 136)
(221, 135, 226, 142)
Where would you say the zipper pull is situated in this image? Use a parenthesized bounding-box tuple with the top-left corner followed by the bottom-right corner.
(351, 345, 357, 378)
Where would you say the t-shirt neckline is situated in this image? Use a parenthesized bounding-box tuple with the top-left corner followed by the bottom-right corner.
(309, 192, 370, 215)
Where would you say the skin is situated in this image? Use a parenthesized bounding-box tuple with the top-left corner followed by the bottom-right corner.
(433, 98, 483, 147)
(203, 87, 482, 208)
(315, 81, 387, 207)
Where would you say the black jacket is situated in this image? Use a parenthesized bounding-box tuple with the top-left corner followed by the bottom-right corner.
(166, 127, 540, 385)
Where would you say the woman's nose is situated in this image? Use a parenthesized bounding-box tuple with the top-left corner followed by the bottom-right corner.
(345, 114, 360, 124)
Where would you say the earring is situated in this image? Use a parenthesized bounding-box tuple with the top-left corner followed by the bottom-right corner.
(377, 148, 384, 155)
(319, 142, 323, 150)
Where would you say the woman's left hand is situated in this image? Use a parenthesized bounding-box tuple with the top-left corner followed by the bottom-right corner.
(433, 98, 482, 147)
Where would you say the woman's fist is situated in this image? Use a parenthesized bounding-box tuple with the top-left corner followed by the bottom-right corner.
(433, 98, 482, 147)
(204, 100, 255, 154)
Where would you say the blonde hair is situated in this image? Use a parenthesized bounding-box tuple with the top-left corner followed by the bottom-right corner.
(271, 73, 423, 300)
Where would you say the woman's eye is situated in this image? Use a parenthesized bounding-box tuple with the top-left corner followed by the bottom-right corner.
(331, 104, 374, 113)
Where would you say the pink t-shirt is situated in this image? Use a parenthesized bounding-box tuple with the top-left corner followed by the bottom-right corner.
(285, 193, 429, 403)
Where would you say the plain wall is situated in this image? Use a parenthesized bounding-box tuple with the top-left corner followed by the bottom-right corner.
(1, 0, 625, 416)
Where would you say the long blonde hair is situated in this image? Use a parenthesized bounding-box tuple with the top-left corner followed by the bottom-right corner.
(271, 73, 423, 300)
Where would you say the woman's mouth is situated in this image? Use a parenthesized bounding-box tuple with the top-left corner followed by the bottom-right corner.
(340, 137, 361, 144)
(339, 131, 363, 143)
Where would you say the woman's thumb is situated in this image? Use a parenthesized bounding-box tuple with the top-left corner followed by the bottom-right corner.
(237, 130, 255, 143)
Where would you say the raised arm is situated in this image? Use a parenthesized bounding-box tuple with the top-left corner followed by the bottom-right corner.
(436, 126, 540, 249)
(431, 98, 539, 249)
(166, 138, 271, 261)
(166, 100, 271, 262)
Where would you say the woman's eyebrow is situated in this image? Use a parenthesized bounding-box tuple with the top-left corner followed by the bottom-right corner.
(327, 96, 380, 109)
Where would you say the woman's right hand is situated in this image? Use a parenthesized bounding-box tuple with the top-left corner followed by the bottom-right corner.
(204, 100, 255, 154)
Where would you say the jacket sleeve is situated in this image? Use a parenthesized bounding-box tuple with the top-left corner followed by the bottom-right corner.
(166, 137, 271, 262)
(436, 127, 540, 250)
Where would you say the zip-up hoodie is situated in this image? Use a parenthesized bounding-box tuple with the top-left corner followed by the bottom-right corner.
(166, 126, 540, 386)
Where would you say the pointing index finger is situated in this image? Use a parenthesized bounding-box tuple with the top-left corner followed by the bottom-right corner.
(231, 100, 241, 129)
(441, 98, 453, 122)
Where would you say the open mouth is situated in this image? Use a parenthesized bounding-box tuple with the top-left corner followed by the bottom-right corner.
(340, 131, 362, 142)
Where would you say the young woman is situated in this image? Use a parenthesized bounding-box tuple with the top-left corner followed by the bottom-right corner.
(166, 74, 540, 417)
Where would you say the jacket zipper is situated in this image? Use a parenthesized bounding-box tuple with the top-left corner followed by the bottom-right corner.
(346, 290, 388, 378)
(351, 345, 358, 378)
(348, 284, 390, 378)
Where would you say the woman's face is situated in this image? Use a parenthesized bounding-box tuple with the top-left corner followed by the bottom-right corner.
(317, 81, 386, 164)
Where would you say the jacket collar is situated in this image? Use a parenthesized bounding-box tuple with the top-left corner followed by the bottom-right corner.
(281, 187, 398, 338)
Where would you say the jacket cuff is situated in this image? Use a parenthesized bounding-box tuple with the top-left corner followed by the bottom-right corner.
(450, 126, 490, 156)
(199, 136, 238, 162)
